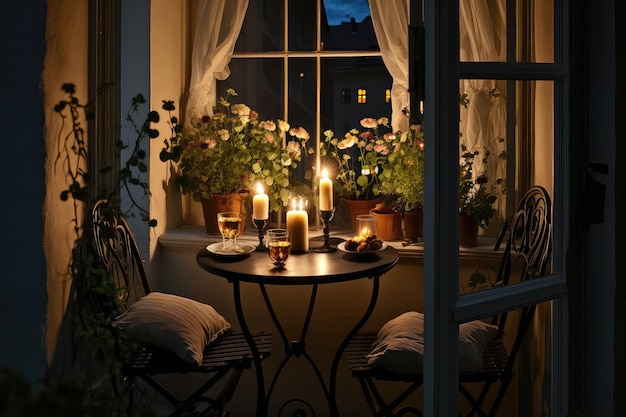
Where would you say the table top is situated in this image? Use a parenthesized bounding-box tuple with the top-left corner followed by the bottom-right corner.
(196, 240, 399, 285)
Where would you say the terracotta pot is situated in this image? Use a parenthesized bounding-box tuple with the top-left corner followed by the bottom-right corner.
(342, 197, 383, 232)
(370, 209, 403, 241)
(403, 209, 423, 241)
(459, 214, 479, 247)
(201, 193, 246, 235)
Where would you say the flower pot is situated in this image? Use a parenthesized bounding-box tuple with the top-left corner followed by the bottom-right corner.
(201, 193, 246, 235)
(403, 209, 423, 242)
(343, 197, 383, 232)
(459, 214, 479, 247)
(370, 209, 403, 241)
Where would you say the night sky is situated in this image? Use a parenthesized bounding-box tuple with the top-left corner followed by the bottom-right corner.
(325, 0, 370, 25)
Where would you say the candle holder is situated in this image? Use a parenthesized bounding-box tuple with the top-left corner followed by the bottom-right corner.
(252, 218, 269, 251)
(312, 209, 336, 253)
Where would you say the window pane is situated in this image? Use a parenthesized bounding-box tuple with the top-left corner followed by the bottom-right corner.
(289, 0, 316, 51)
(321, 57, 391, 137)
(235, 0, 284, 52)
(216, 58, 284, 120)
(322, 0, 378, 51)
(288, 58, 317, 187)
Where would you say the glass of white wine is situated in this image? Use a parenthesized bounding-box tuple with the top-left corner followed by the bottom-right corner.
(217, 212, 244, 252)
(266, 229, 291, 268)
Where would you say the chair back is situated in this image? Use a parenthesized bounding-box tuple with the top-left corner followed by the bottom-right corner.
(92, 200, 151, 314)
(492, 185, 552, 373)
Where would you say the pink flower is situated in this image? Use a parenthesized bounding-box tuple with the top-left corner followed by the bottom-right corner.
(360, 117, 378, 129)
(374, 144, 389, 155)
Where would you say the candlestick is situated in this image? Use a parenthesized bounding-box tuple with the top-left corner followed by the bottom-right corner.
(319, 168, 333, 211)
(286, 197, 309, 253)
(253, 218, 269, 251)
(312, 208, 336, 253)
(252, 182, 269, 220)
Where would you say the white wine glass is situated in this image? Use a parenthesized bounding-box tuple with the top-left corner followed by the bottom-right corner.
(266, 229, 291, 268)
(217, 212, 244, 252)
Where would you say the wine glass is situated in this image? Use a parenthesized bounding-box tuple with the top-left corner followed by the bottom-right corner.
(217, 212, 244, 252)
(266, 229, 291, 268)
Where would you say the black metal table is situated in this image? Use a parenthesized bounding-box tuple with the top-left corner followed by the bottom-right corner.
(196, 240, 399, 417)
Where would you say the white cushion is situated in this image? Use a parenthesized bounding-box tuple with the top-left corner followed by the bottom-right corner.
(366, 311, 499, 375)
(112, 292, 231, 365)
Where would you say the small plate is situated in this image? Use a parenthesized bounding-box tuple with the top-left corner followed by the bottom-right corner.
(337, 241, 388, 255)
(206, 242, 255, 260)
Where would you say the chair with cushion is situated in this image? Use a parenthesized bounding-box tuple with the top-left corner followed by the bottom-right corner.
(92, 200, 272, 416)
(346, 185, 552, 417)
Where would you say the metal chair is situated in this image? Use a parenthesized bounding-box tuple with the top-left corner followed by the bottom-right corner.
(346, 186, 552, 417)
(92, 200, 272, 416)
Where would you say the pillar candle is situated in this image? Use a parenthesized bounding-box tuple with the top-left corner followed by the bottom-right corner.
(252, 182, 269, 220)
(286, 197, 309, 252)
(319, 168, 333, 211)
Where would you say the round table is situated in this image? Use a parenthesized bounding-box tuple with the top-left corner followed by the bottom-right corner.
(196, 241, 399, 417)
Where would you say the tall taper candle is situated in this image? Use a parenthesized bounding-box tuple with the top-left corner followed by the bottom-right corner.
(252, 182, 269, 220)
(319, 168, 333, 210)
(286, 197, 309, 252)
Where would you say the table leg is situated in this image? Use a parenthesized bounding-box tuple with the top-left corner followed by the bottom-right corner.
(233, 280, 267, 417)
(328, 275, 381, 417)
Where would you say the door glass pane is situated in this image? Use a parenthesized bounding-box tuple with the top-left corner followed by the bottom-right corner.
(458, 79, 554, 294)
(457, 300, 553, 416)
(516, 0, 554, 63)
(459, 0, 555, 63)
(460, 0, 507, 62)
(235, 0, 284, 52)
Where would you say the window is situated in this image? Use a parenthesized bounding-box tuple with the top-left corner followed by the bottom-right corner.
(218, 0, 391, 192)
(357, 88, 367, 104)
(341, 88, 351, 104)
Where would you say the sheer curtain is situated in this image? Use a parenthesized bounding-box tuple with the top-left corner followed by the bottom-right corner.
(369, 0, 410, 133)
(186, 0, 248, 123)
(459, 0, 507, 221)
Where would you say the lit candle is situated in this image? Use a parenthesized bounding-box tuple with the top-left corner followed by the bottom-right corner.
(252, 182, 269, 220)
(286, 197, 309, 252)
(319, 168, 333, 211)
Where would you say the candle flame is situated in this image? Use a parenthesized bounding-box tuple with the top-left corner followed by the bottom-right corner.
(322, 168, 329, 178)
(256, 182, 264, 194)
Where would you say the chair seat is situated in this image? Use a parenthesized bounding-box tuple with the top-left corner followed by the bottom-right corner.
(346, 332, 508, 383)
(124, 331, 273, 374)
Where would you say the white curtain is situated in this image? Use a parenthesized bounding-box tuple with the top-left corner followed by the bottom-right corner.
(186, 0, 249, 123)
(459, 0, 507, 220)
(369, 0, 410, 133)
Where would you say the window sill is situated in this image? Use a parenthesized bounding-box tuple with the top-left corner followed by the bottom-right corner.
(158, 225, 502, 261)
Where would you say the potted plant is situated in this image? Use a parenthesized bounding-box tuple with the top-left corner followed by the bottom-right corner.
(379, 124, 425, 241)
(320, 117, 393, 230)
(458, 139, 506, 247)
(161, 89, 313, 234)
